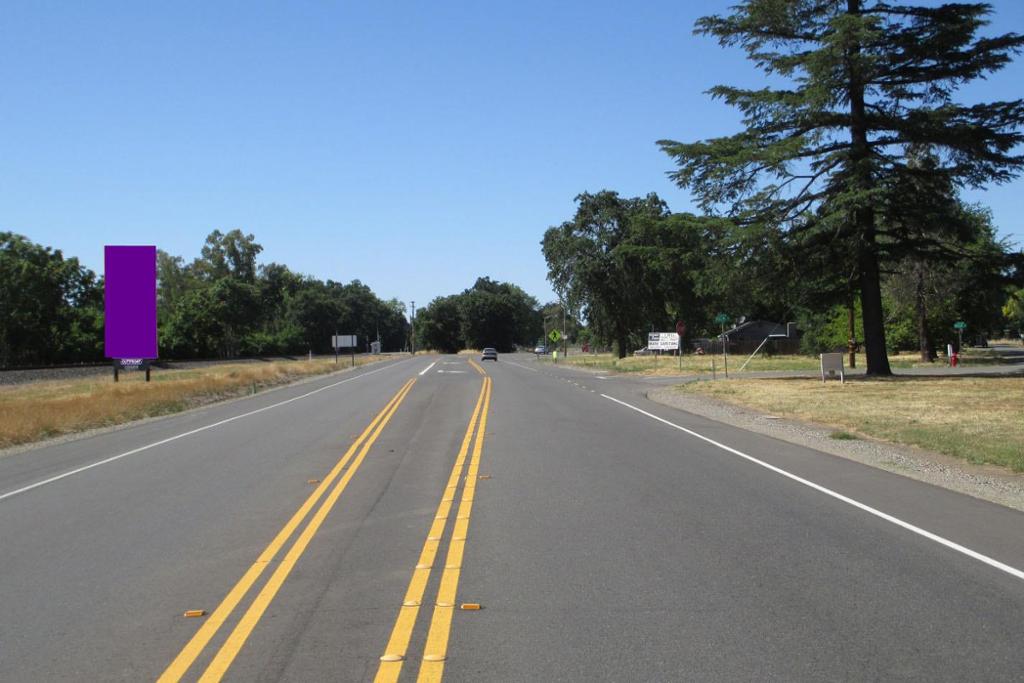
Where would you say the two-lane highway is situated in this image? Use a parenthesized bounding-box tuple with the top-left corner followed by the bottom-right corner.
(1, 353, 1023, 680)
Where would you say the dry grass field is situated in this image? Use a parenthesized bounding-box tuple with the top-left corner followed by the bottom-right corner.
(547, 347, 1016, 376)
(676, 376, 1024, 471)
(0, 356, 387, 449)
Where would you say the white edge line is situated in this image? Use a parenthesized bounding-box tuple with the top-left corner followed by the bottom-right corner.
(505, 360, 538, 372)
(600, 393, 1024, 583)
(0, 363, 402, 503)
(419, 361, 437, 376)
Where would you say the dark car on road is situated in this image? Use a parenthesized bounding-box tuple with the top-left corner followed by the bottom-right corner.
(481, 348, 498, 361)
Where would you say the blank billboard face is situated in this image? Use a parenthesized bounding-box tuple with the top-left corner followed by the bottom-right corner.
(104, 246, 157, 359)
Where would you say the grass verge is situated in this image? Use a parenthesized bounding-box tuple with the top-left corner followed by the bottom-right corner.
(543, 348, 1018, 376)
(0, 356, 388, 449)
(676, 376, 1024, 471)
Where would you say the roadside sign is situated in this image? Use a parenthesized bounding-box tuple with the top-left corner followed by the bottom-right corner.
(953, 321, 967, 330)
(820, 353, 845, 384)
(648, 332, 680, 351)
(675, 320, 685, 336)
(548, 329, 562, 343)
(715, 313, 730, 325)
(332, 335, 357, 348)
(112, 357, 152, 383)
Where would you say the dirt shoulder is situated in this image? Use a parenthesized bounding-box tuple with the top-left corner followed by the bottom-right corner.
(648, 384, 1024, 513)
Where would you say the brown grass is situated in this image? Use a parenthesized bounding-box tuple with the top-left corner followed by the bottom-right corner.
(677, 376, 1024, 471)
(0, 357, 387, 449)
(550, 347, 1018, 376)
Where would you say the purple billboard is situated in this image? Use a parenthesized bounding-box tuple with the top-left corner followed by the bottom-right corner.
(104, 246, 158, 359)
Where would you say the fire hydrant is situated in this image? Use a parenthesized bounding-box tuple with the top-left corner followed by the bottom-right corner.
(951, 351, 960, 367)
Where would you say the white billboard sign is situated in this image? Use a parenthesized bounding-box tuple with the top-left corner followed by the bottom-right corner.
(647, 332, 680, 351)
(332, 335, 357, 349)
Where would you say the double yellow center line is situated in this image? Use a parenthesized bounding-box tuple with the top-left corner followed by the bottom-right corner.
(159, 377, 417, 683)
(375, 375, 492, 683)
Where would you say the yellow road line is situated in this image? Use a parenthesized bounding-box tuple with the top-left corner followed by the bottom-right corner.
(374, 377, 490, 683)
(467, 359, 486, 376)
(197, 378, 417, 682)
(158, 378, 416, 683)
(417, 377, 492, 682)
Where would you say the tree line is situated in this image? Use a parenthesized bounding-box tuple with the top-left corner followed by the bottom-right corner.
(543, 191, 1018, 358)
(0, 229, 410, 367)
(544, 1, 1024, 373)
(414, 277, 543, 353)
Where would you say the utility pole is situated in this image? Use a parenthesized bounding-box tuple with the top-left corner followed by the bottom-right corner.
(410, 301, 416, 355)
(562, 300, 567, 357)
(721, 321, 729, 378)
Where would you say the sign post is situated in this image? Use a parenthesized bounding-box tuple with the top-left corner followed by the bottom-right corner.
(954, 321, 967, 366)
(548, 329, 562, 363)
(333, 335, 358, 367)
(715, 313, 730, 378)
(676, 320, 686, 370)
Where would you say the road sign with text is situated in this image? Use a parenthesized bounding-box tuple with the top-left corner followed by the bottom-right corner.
(332, 335, 357, 348)
(648, 332, 680, 351)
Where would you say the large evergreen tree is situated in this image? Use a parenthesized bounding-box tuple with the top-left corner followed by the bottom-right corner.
(659, 0, 1024, 375)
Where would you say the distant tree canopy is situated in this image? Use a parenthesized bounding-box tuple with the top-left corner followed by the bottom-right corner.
(0, 232, 103, 366)
(157, 231, 409, 358)
(542, 187, 1019, 359)
(541, 191, 796, 358)
(416, 277, 543, 353)
(0, 230, 410, 367)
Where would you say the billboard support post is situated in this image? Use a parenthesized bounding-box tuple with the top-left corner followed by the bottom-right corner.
(332, 335, 358, 368)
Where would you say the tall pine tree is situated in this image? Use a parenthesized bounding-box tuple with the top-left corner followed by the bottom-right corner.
(659, 0, 1023, 375)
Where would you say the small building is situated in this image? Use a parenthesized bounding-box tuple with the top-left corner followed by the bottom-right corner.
(695, 320, 800, 355)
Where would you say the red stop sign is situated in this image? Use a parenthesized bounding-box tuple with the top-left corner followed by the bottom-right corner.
(676, 320, 686, 336)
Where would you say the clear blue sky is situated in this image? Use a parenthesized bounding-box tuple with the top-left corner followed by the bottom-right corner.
(2, 1, 1022, 310)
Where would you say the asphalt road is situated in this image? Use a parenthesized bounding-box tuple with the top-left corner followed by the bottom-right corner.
(1, 353, 1022, 681)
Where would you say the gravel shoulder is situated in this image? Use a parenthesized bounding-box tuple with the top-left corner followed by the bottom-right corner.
(648, 384, 1024, 513)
